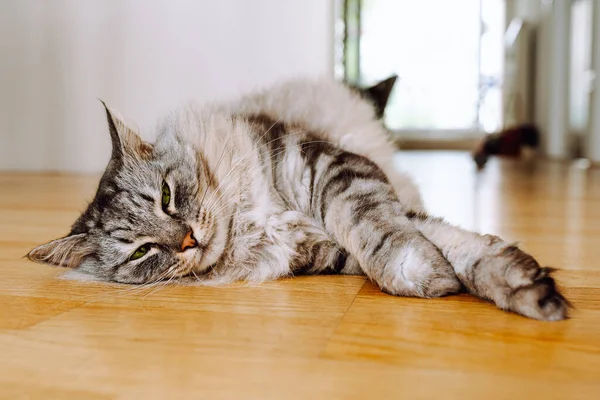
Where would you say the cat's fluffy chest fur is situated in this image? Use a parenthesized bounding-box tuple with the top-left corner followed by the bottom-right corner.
(159, 79, 419, 282)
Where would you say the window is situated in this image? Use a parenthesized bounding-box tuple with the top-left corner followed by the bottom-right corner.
(338, 0, 505, 137)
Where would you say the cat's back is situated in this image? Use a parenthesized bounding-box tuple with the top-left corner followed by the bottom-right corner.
(231, 78, 394, 163)
(227, 77, 422, 209)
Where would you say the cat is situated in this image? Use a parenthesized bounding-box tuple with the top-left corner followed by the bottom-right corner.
(27, 77, 569, 321)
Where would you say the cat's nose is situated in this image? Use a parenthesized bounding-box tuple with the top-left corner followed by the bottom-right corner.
(180, 230, 197, 252)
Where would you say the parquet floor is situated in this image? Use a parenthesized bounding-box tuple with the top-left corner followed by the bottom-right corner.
(1, 152, 599, 399)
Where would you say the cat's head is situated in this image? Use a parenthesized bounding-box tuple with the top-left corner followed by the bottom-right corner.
(27, 103, 228, 283)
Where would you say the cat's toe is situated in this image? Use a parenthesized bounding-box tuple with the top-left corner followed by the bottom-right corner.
(509, 275, 570, 321)
(422, 272, 462, 298)
(486, 245, 571, 320)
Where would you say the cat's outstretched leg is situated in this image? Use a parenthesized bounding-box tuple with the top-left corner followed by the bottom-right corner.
(196, 209, 364, 285)
(407, 211, 570, 321)
(302, 141, 462, 298)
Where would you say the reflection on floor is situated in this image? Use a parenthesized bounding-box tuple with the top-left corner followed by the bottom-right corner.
(1, 151, 599, 399)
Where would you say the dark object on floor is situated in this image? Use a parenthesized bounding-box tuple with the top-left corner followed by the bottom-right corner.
(473, 124, 540, 169)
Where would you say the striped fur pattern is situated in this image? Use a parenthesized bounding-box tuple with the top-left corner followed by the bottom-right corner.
(27, 78, 569, 320)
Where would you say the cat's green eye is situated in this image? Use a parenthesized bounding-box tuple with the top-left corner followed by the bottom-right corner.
(130, 244, 150, 261)
(161, 182, 171, 209)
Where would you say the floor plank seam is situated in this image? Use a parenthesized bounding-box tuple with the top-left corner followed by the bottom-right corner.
(317, 279, 367, 359)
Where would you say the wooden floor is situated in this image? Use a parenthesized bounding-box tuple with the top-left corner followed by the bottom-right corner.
(1, 152, 600, 399)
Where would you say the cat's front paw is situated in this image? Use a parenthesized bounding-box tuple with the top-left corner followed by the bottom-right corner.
(380, 233, 462, 298)
(481, 246, 570, 321)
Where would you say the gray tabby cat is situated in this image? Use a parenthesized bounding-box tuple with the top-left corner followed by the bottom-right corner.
(28, 77, 569, 321)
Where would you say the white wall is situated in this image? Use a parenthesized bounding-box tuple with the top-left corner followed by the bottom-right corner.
(588, 0, 600, 162)
(505, 0, 542, 25)
(0, 0, 334, 172)
(506, 0, 572, 159)
(544, 0, 571, 158)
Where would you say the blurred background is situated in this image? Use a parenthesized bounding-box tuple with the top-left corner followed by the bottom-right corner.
(1, 0, 599, 172)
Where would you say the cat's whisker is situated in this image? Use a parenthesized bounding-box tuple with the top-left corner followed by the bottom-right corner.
(205, 140, 332, 217)
(198, 119, 294, 210)
(203, 149, 291, 215)
(81, 268, 175, 305)
(201, 136, 313, 211)
(197, 130, 259, 209)
(142, 267, 178, 300)
(190, 269, 202, 283)
(128, 262, 188, 303)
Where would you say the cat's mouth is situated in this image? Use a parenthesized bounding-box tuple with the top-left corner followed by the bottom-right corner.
(172, 229, 216, 278)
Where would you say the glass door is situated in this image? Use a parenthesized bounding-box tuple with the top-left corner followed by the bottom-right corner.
(338, 0, 505, 139)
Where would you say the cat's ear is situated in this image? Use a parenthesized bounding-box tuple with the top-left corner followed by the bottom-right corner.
(360, 75, 398, 118)
(27, 233, 92, 268)
(99, 100, 152, 161)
